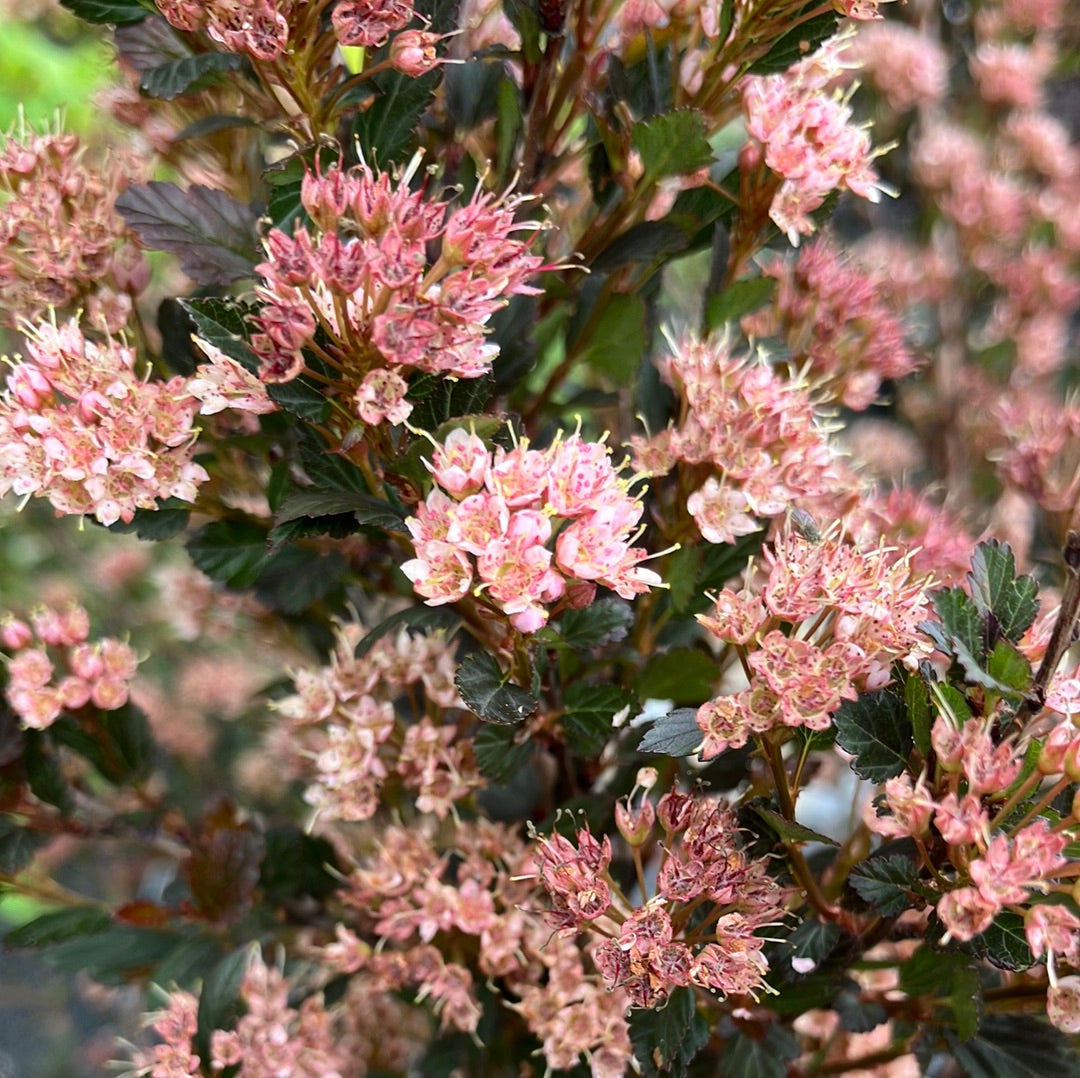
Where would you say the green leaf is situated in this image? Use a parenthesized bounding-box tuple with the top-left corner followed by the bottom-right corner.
(899, 948, 981, 1042)
(834, 985, 888, 1033)
(187, 520, 271, 589)
(748, 9, 839, 76)
(153, 935, 225, 990)
(455, 652, 538, 725)
(353, 606, 460, 661)
(141, 52, 245, 100)
(750, 806, 838, 847)
(932, 682, 973, 725)
(502, 0, 542, 63)
(55, 702, 156, 784)
(563, 684, 632, 756)
(4, 906, 111, 948)
(718, 1025, 799, 1078)
(968, 539, 1039, 643)
(297, 429, 369, 494)
(576, 292, 647, 385)
(557, 597, 635, 648)
(104, 500, 191, 540)
(638, 708, 702, 757)
(948, 1015, 1079, 1077)
(591, 220, 689, 275)
(631, 110, 714, 181)
(195, 946, 253, 1061)
(23, 734, 72, 813)
(930, 586, 984, 664)
(473, 723, 533, 784)
(904, 666, 933, 758)
(115, 181, 258, 286)
(834, 690, 912, 783)
(986, 640, 1033, 693)
(786, 918, 841, 965)
(0, 817, 44, 874)
(849, 855, 920, 916)
(975, 911, 1035, 971)
(273, 490, 405, 529)
(351, 69, 440, 167)
(406, 373, 495, 432)
(630, 986, 709, 1077)
(698, 529, 766, 590)
(254, 548, 348, 615)
(664, 545, 702, 615)
(181, 297, 260, 371)
(259, 826, 341, 904)
(43, 926, 183, 985)
(706, 277, 777, 330)
(59, 0, 149, 23)
(634, 648, 716, 706)
(267, 374, 330, 422)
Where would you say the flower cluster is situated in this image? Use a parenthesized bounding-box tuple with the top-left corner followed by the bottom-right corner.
(273, 616, 478, 821)
(743, 237, 920, 411)
(533, 777, 785, 1009)
(2, 603, 138, 730)
(252, 158, 548, 391)
(324, 817, 634, 1076)
(695, 527, 930, 754)
(0, 320, 207, 526)
(633, 336, 843, 546)
(0, 126, 143, 330)
(402, 427, 662, 632)
(868, 697, 1080, 1029)
(741, 36, 887, 243)
(157, 0, 294, 62)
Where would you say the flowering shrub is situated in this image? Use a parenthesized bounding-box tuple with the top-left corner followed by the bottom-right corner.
(1, 0, 1080, 1075)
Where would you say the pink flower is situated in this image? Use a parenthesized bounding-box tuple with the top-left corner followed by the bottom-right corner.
(355, 368, 412, 426)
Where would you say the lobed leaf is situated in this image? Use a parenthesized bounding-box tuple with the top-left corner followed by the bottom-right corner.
(634, 648, 716, 706)
(473, 724, 533, 784)
(456, 652, 538, 725)
(718, 1026, 799, 1078)
(968, 539, 1039, 642)
(557, 597, 635, 648)
(834, 690, 912, 783)
(630, 110, 714, 181)
(630, 986, 709, 1077)
(59, 0, 149, 23)
(141, 52, 245, 100)
(563, 684, 633, 756)
(947, 1015, 1079, 1077)
(181, 297, 261, 371)
(638, 707, 702, 757)
(116, 181, 259, 286)
(849, 854, 921, 916)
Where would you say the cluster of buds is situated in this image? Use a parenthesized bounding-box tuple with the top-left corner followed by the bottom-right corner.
(251, 156, 549, 400)
(401, 427, 663, 632)
(0, 319, 207, 526)
(533, 772, 786, 1009)
(2, 603, 138, 730)
(696, 526, 930, 754)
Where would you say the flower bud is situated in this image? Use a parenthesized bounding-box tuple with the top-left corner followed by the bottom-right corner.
(390, 30, 440, 77)
(1, 618, 33, 650)
(657, 790, 693, 833)
(615, 798, 655, 847)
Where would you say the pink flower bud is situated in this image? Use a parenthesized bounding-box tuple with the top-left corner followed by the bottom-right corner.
(1, 618, 33, 650)
(8, 365, 53, 409)
(70, 643, 105, 681)
(57, 675, 92, 709)
(390, 30, 441, 76)
(91, 675, 129, 711)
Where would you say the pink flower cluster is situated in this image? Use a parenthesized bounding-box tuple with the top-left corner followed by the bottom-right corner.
(324, 817, 634, 1075)
(252, 159, 548, 391)
(534, 780, 785, 1009)
(127, 952, 344, 1078)
(742, 37, 887, 243)
(273, 617, 478, 821)
(2, 603, 137, 730)
(850, 21, 949, 112)
(157, 0, 294, 61)
(0, 320, 207, 526)
(632, 336, 842, 546)
(743, 238, 920, 410)
(0, 127, 143, 331)
(695, 527, 930, 755)
(401, 428, 662, 632)
(869, 705, 1080, 1024)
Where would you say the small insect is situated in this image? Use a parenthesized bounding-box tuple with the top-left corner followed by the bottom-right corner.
(788, 506, 821, 543)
